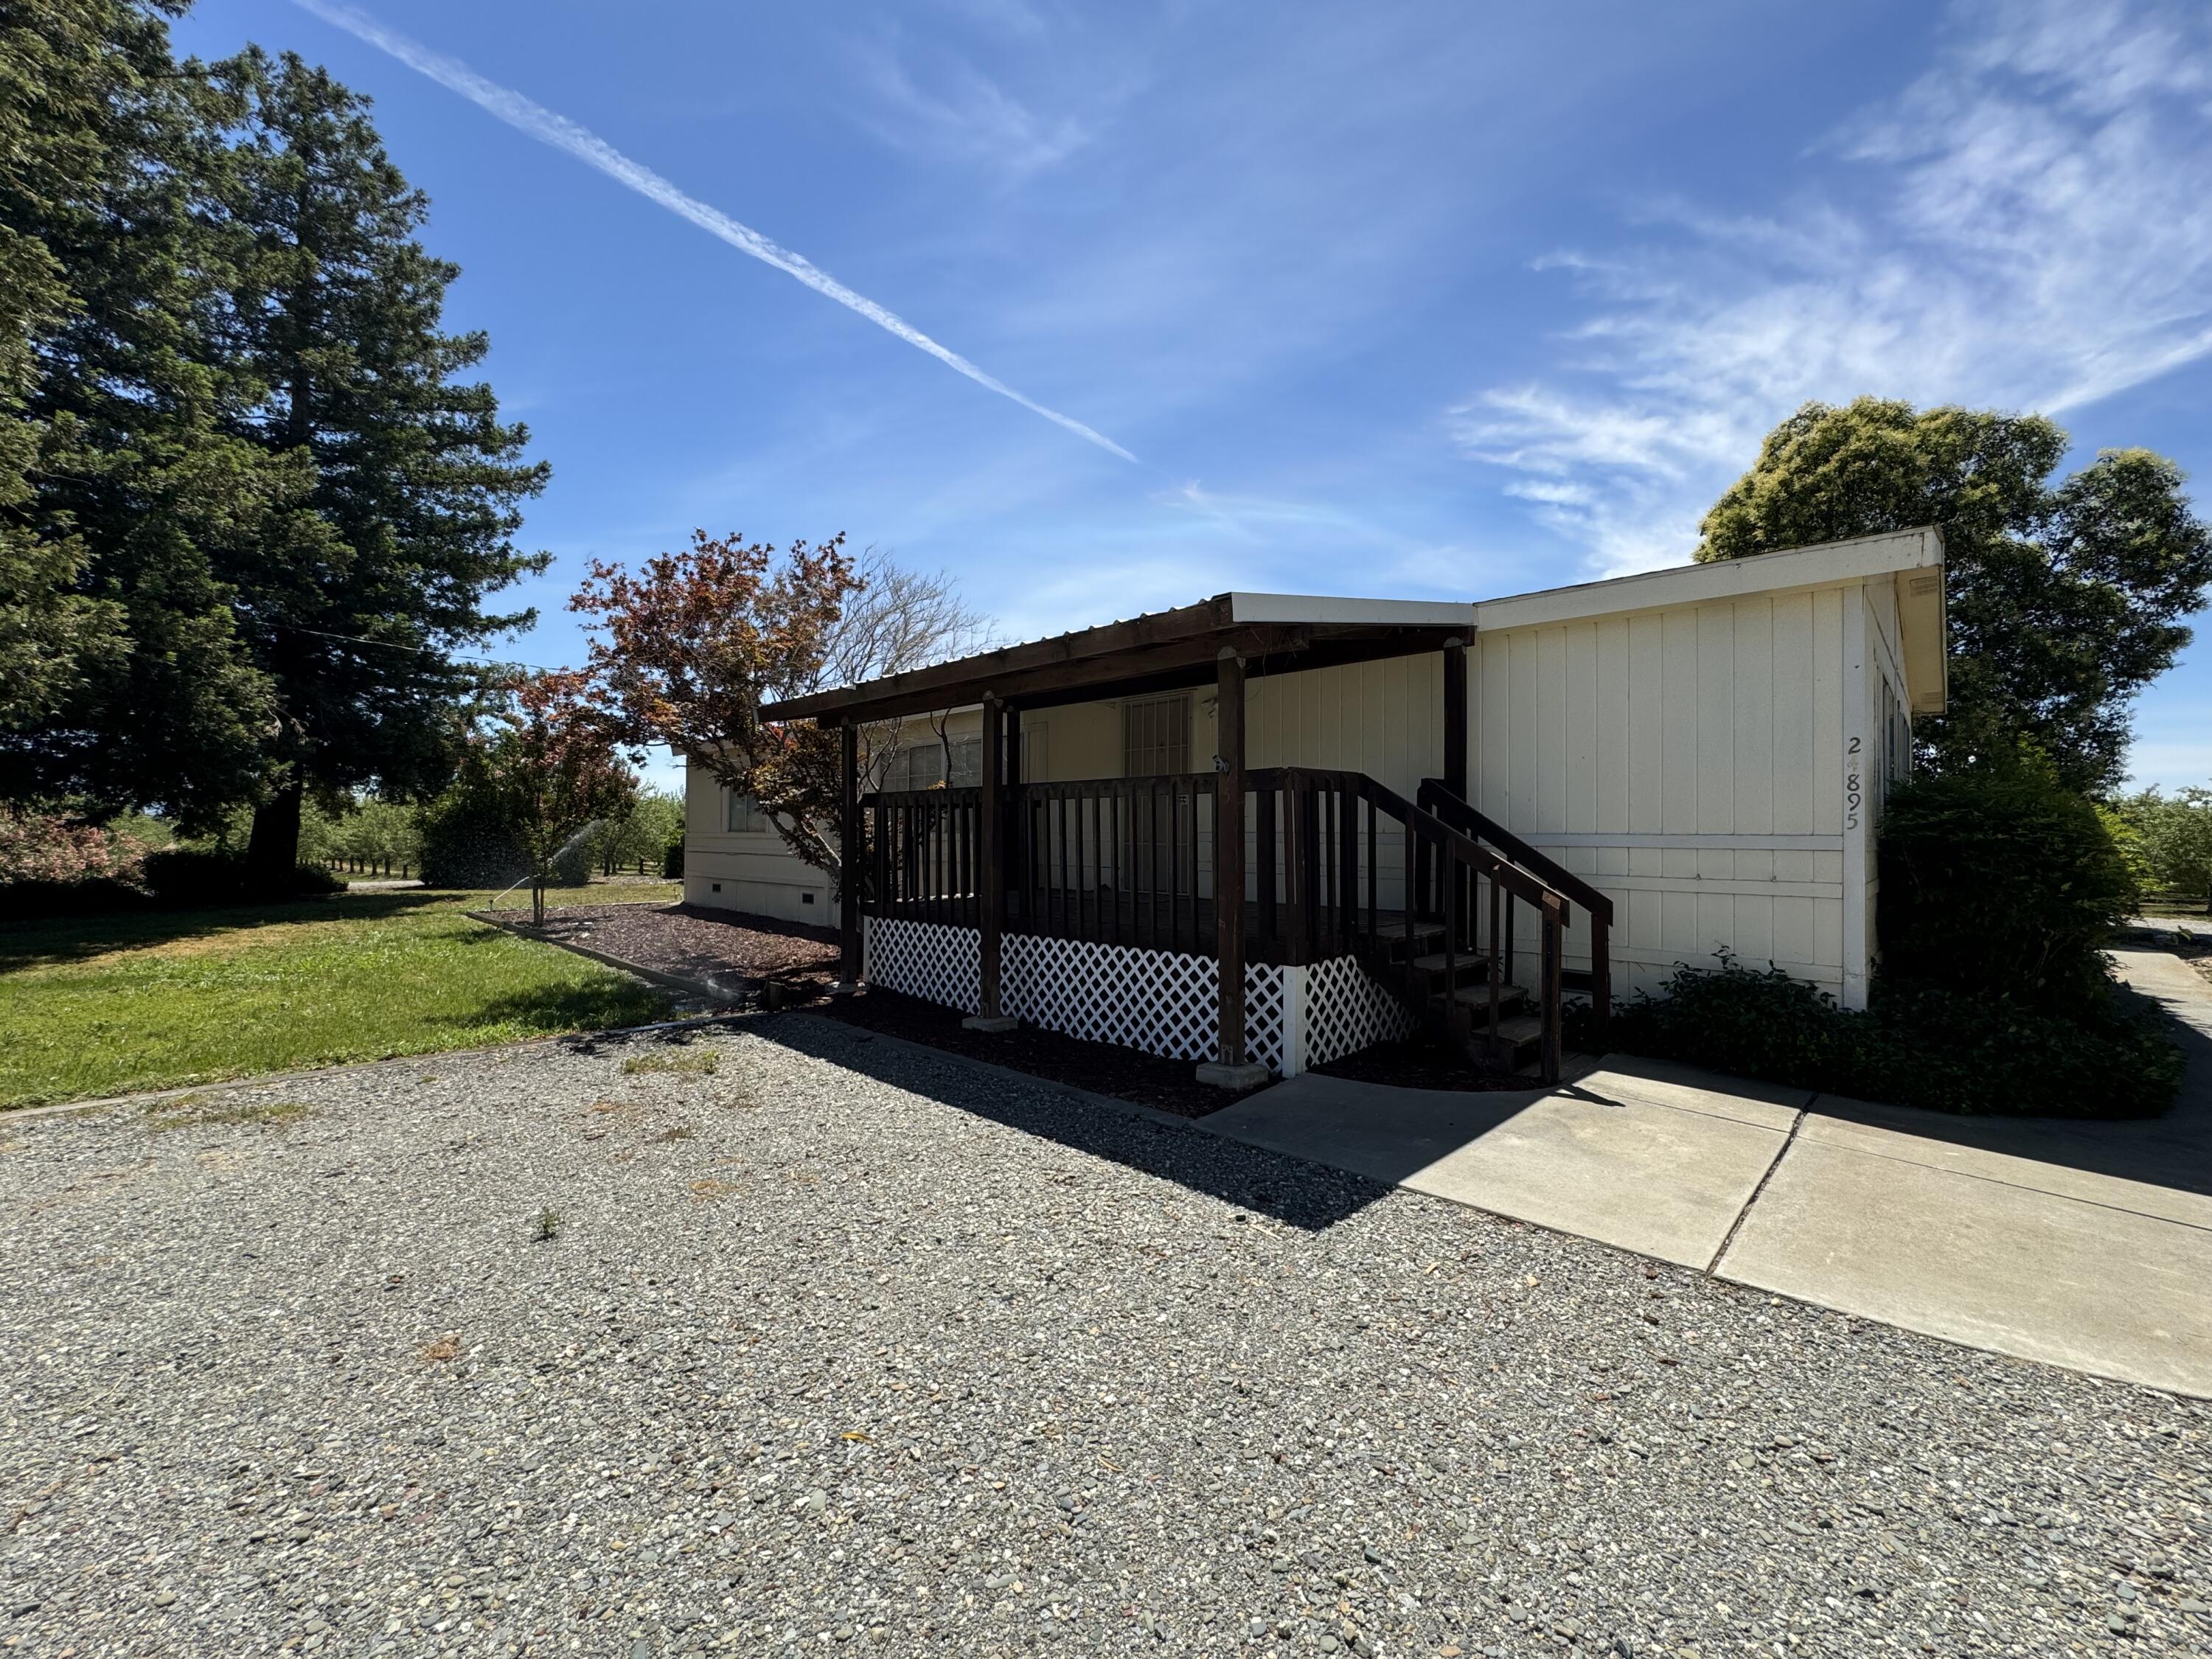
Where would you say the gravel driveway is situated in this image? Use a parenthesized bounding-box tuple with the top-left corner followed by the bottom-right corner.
(2, 1015, 2207, 1657)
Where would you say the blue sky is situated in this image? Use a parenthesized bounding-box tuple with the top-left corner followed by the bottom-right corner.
(174, 0, 2212, 795)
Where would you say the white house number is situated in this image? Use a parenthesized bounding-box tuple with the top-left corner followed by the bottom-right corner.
(1845, 735, 1863, 831)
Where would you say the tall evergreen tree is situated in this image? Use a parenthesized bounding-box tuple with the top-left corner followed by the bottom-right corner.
(0, 0, 131, 726)
(2, 0, 306, 825)
(211, 48, 549, 876)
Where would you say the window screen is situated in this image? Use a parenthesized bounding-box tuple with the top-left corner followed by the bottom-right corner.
(726, 791, 767, 833)
(1122, 695, 1191, 777)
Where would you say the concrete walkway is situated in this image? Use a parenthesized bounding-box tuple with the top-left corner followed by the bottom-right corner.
(1200, 949, 2212, 1396)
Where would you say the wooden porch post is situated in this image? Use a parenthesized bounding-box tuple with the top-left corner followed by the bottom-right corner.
(964, 694, 1018, 1032)
(1443, 635, 1469, 945)
(1442, 636, 1467, 796)
(836, 718, 861, 990)
(1199, 648, 1265, 1086)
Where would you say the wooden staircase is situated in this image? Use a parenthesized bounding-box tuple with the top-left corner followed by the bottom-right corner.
(1360, 914, 1547, 1072)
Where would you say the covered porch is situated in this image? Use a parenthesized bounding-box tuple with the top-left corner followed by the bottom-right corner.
(764, 594, 1610, 1087)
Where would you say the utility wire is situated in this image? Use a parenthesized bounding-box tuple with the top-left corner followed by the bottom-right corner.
(269, 621, 571, 674)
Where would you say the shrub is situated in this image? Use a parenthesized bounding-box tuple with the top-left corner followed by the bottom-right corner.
(1851, 979, 2181, 1120)
(662, 834, 685, 880)
(140, 849, 343, 908)
(1574, 951, 1846, 1083)
(1578, 951, 2180, 1119)
(416, 785, 527, 889)
(0, 876, 153, 920)
(0, 804, 154, 885)
(1877, 766, 2136, 1009)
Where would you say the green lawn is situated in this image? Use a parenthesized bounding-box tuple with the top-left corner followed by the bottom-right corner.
(0, 885, 678, 1108)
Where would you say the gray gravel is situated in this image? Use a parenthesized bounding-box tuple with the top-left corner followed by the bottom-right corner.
(2, 1013, 2208, 1658)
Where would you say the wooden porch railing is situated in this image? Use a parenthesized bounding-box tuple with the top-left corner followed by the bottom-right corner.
(1417, 778, 1612, 1039)
(868, 786, 984, 929)
(1253, 767, 1573, 1079)
(863, 766, 1584, 1081)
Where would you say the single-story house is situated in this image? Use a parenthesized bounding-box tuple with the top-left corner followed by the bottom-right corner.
(680, 753, 830, 924)
(703, 527, 1948, 1086)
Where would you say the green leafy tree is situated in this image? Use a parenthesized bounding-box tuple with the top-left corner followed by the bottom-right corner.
(480, 672, 637, 925)
(209, 48, 549, 880)
(1698, 398, 2212, 794)
(2116, 786, 2212, 914)
(594, 786, 683, 876)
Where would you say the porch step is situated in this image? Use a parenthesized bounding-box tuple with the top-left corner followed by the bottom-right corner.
(1366, 918, 1446, 957)
(1409, 950, 1502, 987)
(1472, 1012, 1546, 1064)
(1435, 981, 1528, 1012)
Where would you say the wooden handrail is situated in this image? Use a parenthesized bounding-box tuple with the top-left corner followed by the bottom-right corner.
(1416, 779, 1614, 924)
(1416, 776, 1610, 1040)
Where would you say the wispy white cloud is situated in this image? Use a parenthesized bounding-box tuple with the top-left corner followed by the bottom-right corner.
(1454, 0, 2212, 575)
(855, 43, 1096, 179)
(288, 0, 1136, 462)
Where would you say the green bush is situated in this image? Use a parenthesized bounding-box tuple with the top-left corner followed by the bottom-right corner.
(1877, 767, 2137, 1008)
(662, 834, 685, 880)
(0, 875, 154, 920)
(141, 849, 343, 908)
(1577, 951, 2181, 1119)
(416, 786, 526, 889)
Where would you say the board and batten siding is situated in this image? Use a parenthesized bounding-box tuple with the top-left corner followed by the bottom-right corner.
(1467, 580, 1900, 1007)
(681, 754, 828, 925)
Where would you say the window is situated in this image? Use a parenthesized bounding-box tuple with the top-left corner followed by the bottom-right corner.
(883, 737, 987, 790)
(947, 736, 982, 787)
(886, 743, 944, 793)
(1122, 695, 1190, 777)
(726, 790, 768, 834)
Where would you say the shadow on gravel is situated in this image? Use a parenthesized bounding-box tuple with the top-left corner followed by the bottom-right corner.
(753, 1011, 1394, 1231)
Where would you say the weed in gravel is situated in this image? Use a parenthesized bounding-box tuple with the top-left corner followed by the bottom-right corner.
(534, 1207, 560, 1242)
(622, 1048, 719, 1076)
(145, 1096, 310, 1131)
(688, 1178, 740, 1201)
(417, 1335, 461, 1363)
(649, 1125, 695, 1144)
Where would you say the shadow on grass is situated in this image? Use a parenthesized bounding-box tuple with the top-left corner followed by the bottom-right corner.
(0, 886, 668, 973)
(434, 978, 675, 1038)
(752, 1011, 1394, 1232)
(0, 889, 484, 971)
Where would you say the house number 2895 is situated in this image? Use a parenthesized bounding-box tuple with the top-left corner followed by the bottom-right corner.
(1845, 735, 1863, 830)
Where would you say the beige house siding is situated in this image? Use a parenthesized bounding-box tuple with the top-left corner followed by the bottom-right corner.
(681, 755, 829, 925)
(1463, 577, 1923, 1007)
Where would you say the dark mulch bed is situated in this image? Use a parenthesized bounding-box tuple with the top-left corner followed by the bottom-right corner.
(482, 902, 839, 992)
(810, 987, 1265, 1119)
(1312, 1035, 1551, 1093)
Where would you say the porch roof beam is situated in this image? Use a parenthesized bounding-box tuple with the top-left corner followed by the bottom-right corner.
(769, 622, 1467, 726)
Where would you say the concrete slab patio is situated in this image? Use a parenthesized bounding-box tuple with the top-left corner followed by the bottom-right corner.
(1203, 1060, 1808, 1270)
(1199, 950, 2212, 1397)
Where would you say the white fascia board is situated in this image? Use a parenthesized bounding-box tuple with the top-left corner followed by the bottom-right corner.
(1226, 592, 1477, 630)
(1471, 528, 1946, 632)
(1896, 562, 1949, 715)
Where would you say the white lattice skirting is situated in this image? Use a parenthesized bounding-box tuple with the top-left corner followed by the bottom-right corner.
(863, 916, 1405, 1077)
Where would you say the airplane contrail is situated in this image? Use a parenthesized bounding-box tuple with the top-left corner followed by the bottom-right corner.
(290, 0, 1137, 462)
